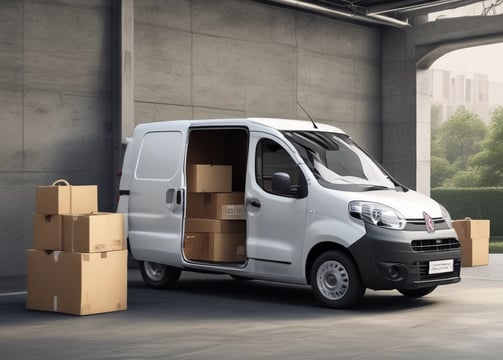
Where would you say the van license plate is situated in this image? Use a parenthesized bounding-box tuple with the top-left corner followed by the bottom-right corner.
(429, 259, 454, 274)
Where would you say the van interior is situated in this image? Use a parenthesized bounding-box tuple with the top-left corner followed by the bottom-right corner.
(184, 128, 249, 265)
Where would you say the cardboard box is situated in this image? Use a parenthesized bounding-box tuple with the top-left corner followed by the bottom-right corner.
(36, 182, 98, 215)
(26, 249, 127, 315)
(209, 233, 246, 262)
(183, 233, 209, 260)
(452, 219, 490, 267)
(185, 218, 246, 233)
(459, 237, 490, 267)
(187, 192, 245, 220)
(187, 165, 232, 193)
(33, 214, 63, 250)
(452, 219, 490, 240)
(63, 213, 125, 253)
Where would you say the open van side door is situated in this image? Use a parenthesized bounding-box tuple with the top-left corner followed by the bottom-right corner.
(245, 132, 308, 278)
(128, 126, 189, 267)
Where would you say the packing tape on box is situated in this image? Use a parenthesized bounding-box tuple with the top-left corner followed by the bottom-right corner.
(52, 251, 62, 263)
(69, 215, 78, 252)
(53, 296, 58, 312)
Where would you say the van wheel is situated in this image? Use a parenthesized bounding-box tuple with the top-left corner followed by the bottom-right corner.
(398, 286, 437, 298)
(140, 261, 181, 289)
(310, 251, 365, 309)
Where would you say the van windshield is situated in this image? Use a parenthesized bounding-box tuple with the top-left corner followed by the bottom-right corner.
(283, 131, 399, 192)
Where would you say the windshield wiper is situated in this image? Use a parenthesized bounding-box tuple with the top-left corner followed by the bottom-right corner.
(363, 185, 391, 191)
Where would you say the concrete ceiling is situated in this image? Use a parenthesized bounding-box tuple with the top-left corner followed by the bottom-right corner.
(261, 0, 484, 27)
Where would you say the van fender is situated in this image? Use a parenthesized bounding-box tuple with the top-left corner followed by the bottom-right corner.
(302, 215, 366, 281)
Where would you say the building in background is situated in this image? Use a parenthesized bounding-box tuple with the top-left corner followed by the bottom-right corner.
(431, 68, 503, 124)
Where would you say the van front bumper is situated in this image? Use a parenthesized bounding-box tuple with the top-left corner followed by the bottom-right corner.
(348, 224, 461, 291)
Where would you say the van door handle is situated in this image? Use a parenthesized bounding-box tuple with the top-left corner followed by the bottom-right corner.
(166, 189, 175, 204)
(176, 189, 183, 205)
(246, 198, 261, 208)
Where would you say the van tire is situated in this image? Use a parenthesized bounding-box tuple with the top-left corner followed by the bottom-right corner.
(398, 286, 437, 298)
(140, 261, 181, 289)
(310, 251, 365, 309)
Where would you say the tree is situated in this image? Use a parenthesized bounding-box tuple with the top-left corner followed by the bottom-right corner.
(432, 106, 487, 171)
(431, 156, 456, 188)
(471, 107, 503, 186)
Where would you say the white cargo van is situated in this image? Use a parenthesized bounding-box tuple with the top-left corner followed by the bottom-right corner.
(117, 118, 461, 308)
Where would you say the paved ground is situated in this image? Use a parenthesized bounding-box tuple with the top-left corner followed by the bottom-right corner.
(1, 255, 502, 360)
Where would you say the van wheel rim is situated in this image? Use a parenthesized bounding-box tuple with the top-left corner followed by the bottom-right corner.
(316, 260, 349, 300)
(144, 262, 166, 281)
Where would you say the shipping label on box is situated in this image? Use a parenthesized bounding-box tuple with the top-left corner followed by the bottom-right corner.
(209, 193, 245, 220)
(26, 249, 128, 315)
(187, 165, 232, 193)
(33, 214, 63, 250)
(63, 213, 125, 253)
(36, 181, 97, 215)
(221, 204, 245, 220)
(186, 192, 245, 220)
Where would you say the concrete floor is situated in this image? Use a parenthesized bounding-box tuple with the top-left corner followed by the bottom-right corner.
(1, 255, 502, 359)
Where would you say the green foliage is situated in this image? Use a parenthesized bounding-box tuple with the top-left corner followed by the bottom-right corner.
(431, 106, 491, 188)
(443, 170, 481, 188)
(431, 187, 503, 236)
(430, 156, 455, 188)
(432, 106, 487, 169)
(470, 107, 503, 186)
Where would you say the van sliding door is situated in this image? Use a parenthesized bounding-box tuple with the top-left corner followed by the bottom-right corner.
(129, 129, 188, 266)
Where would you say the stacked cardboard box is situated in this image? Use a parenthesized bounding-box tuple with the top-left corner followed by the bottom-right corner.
(185, 165, 246, 262)
(452, 218, 490, 267)
(27, 180, 127, 315)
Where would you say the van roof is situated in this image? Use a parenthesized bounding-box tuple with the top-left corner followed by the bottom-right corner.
(132, 118, 346, 136)
(247, 118, 345, 133)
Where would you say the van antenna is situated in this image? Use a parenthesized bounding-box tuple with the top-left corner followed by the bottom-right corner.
(297, 102, 318, 129)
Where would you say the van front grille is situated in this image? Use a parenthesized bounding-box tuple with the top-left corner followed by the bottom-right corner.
(411, 238, 460, 252)
(405, 218, 449, 231)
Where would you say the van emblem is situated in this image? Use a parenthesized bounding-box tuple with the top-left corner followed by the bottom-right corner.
(423, 212, 435, 233)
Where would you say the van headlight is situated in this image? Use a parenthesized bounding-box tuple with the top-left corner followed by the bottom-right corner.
(439, 204, 453, 228)
(349, 201, 406, 230)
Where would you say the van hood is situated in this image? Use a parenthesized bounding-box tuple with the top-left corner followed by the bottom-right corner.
(351, 189, 443, 219)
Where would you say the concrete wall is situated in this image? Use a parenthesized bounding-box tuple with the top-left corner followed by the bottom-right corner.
(0, 0, 113, 276)
(0, 0, 383, 277)
(132, 0, 382, 155)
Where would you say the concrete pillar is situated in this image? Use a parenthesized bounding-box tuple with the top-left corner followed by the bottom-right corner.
(382, 29, 419, 191)
(121, 0, 134, 143)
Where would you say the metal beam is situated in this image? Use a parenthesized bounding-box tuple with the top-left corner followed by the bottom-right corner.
(263, 0, 411, 27)
(368, 0, 482, 15)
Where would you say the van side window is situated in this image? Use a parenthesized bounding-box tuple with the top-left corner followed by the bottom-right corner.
(136, 132, 183, 180)
(255, 138, 306, 197)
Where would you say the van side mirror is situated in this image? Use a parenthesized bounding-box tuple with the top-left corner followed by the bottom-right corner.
(272, 172, 292, 196)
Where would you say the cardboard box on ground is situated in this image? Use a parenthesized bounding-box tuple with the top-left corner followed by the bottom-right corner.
(26, 249, 127, 315)
(452, 218, 490, 267)
(27, 180, 127, 315)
